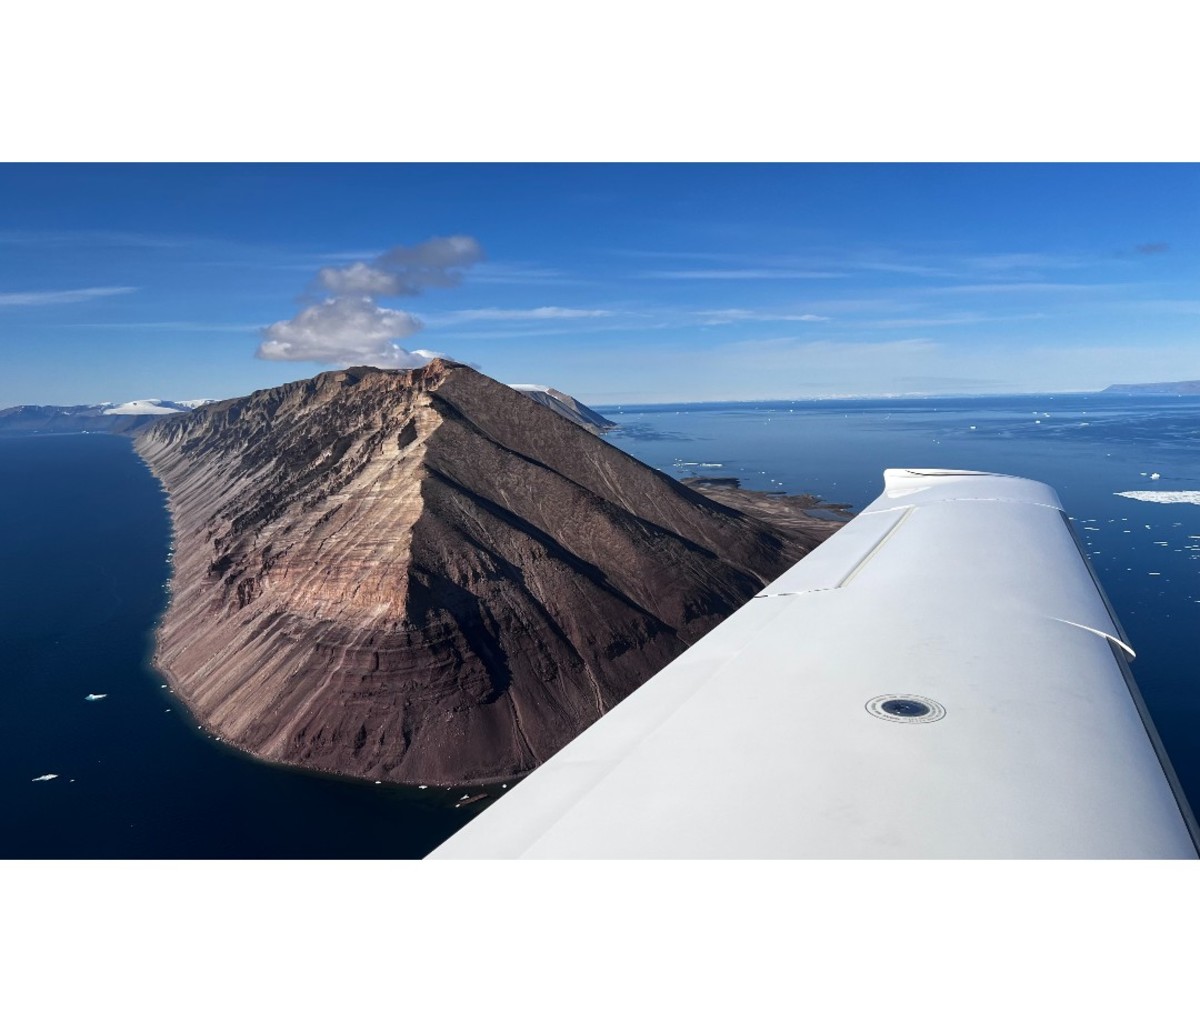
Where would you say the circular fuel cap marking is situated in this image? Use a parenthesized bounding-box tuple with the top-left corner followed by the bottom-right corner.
(866, 694, 946, 724)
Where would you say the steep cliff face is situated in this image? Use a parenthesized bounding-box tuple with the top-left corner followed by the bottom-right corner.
(136, 361, 836, 785)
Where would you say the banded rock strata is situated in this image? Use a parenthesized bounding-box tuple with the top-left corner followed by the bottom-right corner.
(136, 361, 837, 785)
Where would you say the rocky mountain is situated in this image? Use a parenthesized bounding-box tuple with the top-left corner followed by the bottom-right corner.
(135, 360, 838, 786)
(1102, 380, 1200, 396)
(508, 384, 616, 433)
(0, 398, 215, 435)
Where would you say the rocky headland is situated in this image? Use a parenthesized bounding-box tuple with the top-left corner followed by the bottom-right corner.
(135, 361, 841, 785)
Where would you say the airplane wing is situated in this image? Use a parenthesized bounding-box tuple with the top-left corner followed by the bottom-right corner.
(428, 469, 1199, 858)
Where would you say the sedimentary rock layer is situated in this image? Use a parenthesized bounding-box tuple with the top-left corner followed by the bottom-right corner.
(136, 361, 838, 785)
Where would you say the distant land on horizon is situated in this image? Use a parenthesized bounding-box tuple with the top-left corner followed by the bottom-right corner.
(0, 380, 615, 437)
(1102, 380, 1200, 396)
(12, 375, 1200, 441)
(0, 398, 216, 436)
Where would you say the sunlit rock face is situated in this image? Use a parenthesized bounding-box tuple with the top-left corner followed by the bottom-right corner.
(137, 360, 835, 785)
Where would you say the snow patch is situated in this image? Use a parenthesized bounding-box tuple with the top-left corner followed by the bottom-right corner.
(103, 399, 184, 416)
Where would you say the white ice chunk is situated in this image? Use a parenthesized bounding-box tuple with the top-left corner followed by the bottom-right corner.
(1116, 491, 1200, 505)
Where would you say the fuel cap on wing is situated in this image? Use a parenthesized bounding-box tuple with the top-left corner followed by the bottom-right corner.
(866, 694, 946, 724)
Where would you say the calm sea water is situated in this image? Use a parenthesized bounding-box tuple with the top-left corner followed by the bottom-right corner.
(4, 393, 1198, 856)
(1, 434, 488, 858)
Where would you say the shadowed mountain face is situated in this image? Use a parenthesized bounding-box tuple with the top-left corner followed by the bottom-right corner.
(136, 361, 835, 785)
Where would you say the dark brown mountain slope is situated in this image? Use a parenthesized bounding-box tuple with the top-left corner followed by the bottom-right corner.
(136, 360, 838, 785)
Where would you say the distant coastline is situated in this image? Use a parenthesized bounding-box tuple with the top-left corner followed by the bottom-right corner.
(1102, 380, 1200, 396)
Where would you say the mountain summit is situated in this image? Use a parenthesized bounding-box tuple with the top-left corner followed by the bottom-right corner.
(136, 360, 834, 784)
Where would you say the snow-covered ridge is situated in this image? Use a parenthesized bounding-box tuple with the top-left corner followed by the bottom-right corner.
(506, 383, 615, 434)
(101, 398, 215, 416)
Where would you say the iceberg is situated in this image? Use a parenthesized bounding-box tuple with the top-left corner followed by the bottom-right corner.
(84, 693, 107, 701)
(1115, 491, 1200, 506)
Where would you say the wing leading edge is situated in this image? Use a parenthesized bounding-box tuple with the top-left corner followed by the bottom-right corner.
(429, 469, 1198, 859)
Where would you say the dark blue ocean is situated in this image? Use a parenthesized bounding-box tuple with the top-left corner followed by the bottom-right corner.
(4, 393, 1199, 857)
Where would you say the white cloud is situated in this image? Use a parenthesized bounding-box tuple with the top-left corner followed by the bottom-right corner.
(0, 285, 138, 307)
(314, 235, 484, 297)
(257, 296, 431, 367)
(927, 282, 1117, 296)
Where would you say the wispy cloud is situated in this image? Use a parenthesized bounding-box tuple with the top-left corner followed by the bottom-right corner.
(696, 308, 830, 325)
(1099, 299, 1200, 316)
(0, 286, 138, 307)
(1135, 242, 1170, 255)
(859, 312, 1048, 329)
(641, 268, 846, 281)
(960, 252, 1092, 273)
(433, 321, 662, 342)
(922, 282, 1122, 296)
(74, 320, 263, 332)
(427, 306, 614, 326)
(0, 229, 188, 249)
(732, 336, 939, 355)
(465, 262, 582, 286)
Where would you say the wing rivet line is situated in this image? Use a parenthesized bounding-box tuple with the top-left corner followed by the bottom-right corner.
(866, 694, 947, 724)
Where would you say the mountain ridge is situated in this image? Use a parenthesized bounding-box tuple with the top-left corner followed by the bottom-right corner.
(136, 360, 838, 785)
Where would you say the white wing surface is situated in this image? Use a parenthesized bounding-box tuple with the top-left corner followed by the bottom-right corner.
(429, 469, 1198, 858)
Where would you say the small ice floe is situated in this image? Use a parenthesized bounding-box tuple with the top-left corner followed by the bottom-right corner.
(374, 780, 381, 785)
(418, 784, 428, 789)
(84, 693, 107, 702)
(969, 425, 977, 430)
(1150, 473, 1162, 480)
(1116, 491, 1200, 506)
(32, 774, 58, 782)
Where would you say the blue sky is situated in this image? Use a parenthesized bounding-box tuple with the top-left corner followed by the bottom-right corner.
(2, 163, 1198, 407)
